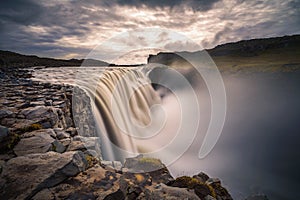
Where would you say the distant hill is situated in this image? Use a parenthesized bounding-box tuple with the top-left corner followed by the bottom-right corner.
(148, 34, 300, 72)
(1, 34, 300, 72)
(0, 50, 109, 68)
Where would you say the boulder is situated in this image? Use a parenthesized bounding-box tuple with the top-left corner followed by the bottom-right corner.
(104, 189, 125, 200)
(0, 151, 88, 200)
(18, 106, 71, 129)
(144, 183, 200, 200)
(0, 125, 8, 142)
(21, 129, 56, 138)
(124, 155, 173, 184)
(54, 128, 70, 139)
(124, 155, 165, 173)
(101, 160, 123, 171)
(20, 106, 58, 128)
(206, 178, 232, 200)
(52, 140, 66, 153)
(67, 136, 101, 158)
(7, 118, 37, 129)
(13, 133, 55, 156)
(0, 110, 13, 119)
(193, 172, 210, 182)
(32, 165, 120, 200)
(20, 106, 53, 120)
(168, 176, 216, 199)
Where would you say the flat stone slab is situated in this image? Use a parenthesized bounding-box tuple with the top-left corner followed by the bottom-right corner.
(0, 151, 88, 200)
(13, 132, 55, 156)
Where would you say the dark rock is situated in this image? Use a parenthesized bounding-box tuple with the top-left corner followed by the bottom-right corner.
(0, 125, 9, 142)
(194, 184, 213, 199)
(206, 178, 221, 185)
(52, 140, 66, 153)
(21, 129, 56, 138)
(0, 151, 88, 200)
(101, 160, 123, 171)
(32, 165, 120, 200)
(206, 178, 232, 200)
(67, 136, 101, 158)
(124, 155, 163, 172)
(59, 138, 71, 147)
(193, 172, 210, 182)
(64, 192, 97, 200)
(168, 176, 216, 199)
(45, 100, 53, 106)
(31, 189, 54, 200)
(20, 106, 56, 121)
(124, 155, 174, 184)
(65, 127, 78, 136)
(104, 189, 125, 200)
(0, 110, 13, 119)
(54, 128, 70, 139)
(144, 183, 200, 200)
(13, 132, 55, 156)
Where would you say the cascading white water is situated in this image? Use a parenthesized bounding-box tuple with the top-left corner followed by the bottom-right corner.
(86, 68, 162, 161)
(32, 66, 200, 166)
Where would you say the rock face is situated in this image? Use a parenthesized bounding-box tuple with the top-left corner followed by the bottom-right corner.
(0, 151, 88, 200)
(72, 86, 97, 137)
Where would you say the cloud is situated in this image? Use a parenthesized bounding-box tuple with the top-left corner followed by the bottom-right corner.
(111, 0, 221, 11)
(164, 40, 201, 52)
(211, 25, 233, 46)
(0, 0, 43, 25)
(0, 0, 299, 63)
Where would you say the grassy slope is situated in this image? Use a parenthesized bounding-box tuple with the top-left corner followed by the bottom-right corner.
(148, 35, 300, 73)
(209, 35, 300, 73)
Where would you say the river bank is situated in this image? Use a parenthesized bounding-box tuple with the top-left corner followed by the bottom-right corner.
(0, 67, 238, 200)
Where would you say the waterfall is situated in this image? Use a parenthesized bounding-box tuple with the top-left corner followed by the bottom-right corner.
(87, 68, 162, 161)
(32, 66, 201, 164)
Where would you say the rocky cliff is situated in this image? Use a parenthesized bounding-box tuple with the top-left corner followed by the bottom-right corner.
(0, 67, 237, 200)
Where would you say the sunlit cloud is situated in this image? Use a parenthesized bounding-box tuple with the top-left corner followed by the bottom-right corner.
(0, 0, 299, 64)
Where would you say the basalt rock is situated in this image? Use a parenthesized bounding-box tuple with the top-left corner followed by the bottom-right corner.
(0, 151, 88, 200)
(13, 132, 55, 156)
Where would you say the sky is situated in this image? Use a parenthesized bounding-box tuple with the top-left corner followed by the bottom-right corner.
(0, 0, 299, 64)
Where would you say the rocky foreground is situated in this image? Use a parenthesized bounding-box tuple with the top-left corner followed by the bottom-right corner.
(0, 68, 266, 200)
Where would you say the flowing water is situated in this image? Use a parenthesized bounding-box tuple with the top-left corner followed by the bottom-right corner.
(32, 67, 300, 200)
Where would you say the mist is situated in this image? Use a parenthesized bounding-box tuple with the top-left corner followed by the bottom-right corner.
(168, 72, 300, 200)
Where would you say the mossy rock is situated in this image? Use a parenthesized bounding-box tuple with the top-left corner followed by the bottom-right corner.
(124, 155, 164, 172)
(85, 155, 98, 168)
(17, 123, 42, 133)
(123, 155, 173, 184)
(209, 181, 232, 199)
(0, 131, 20, 153)
(7, 133, 20, 150)
(168, 176, 216, 199)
